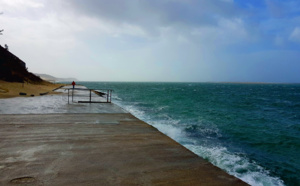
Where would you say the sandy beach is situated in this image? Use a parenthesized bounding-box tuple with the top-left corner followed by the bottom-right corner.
(0, 80, 65, 98)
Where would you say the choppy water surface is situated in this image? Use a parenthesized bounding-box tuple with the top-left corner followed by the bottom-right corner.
(80, 82, 300, 186)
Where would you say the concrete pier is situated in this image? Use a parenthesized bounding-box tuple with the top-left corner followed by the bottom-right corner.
(0, 113, 247, 185)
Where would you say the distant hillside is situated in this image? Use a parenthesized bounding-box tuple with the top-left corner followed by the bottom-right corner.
(35, 73, 78, 82)
(0, 45, 44, 83)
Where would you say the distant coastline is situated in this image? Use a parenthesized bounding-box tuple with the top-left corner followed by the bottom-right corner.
(35, 73, 78, 82)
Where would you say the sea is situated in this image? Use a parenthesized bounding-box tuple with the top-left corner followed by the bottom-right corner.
(78, 81, 300, 186)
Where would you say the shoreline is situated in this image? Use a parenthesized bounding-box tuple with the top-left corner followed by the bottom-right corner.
(0, 80, 65, 98)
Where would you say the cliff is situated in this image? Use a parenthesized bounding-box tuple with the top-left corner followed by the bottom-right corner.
(0, 45, 43, 83)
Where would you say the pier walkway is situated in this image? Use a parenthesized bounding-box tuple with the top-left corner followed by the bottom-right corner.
(0, 112, 247, 185)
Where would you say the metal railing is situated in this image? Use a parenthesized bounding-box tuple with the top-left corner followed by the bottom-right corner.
(67, 88, 113, 104)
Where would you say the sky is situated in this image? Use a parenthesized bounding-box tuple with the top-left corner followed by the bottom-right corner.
(0, 0, 300, 83)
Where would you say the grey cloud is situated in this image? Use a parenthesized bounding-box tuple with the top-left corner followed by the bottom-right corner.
(64, 0, 242, 32)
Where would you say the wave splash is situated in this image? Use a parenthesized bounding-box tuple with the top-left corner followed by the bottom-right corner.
(185, 145, 284, 186)
(115, 100, 285, 186)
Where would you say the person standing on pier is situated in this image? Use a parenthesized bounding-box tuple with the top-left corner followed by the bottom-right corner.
(72, 81, 76, 89)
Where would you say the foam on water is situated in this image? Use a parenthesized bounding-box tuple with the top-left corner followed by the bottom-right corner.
(152, 123, 186, 140)
(114, 99, 286, 186)
(185, 145, 285, 186)
(112, 94, 123, 101)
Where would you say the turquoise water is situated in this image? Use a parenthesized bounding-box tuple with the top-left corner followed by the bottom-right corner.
(80, 82, 300, 186)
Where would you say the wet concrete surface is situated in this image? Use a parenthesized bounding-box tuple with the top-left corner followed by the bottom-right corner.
(0, 113, 247, 185)
(0, 93, 127, 114)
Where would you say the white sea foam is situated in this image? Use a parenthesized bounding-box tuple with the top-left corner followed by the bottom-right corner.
(113, 97, 285, 186)
(123, 105, 146, 118)
(112, 95, 123, 101)
(152, 123, 186, 140)
(185, 144, 285, 186)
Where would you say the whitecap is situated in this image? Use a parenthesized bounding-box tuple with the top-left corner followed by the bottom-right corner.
(184, 144, 285, 186)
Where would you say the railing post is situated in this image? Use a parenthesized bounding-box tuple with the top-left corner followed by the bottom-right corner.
(90, 89, 92, 103)
(107, 90, 109, 103)
(110, 90, 112, 103)
(68, 89, 69, 104)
